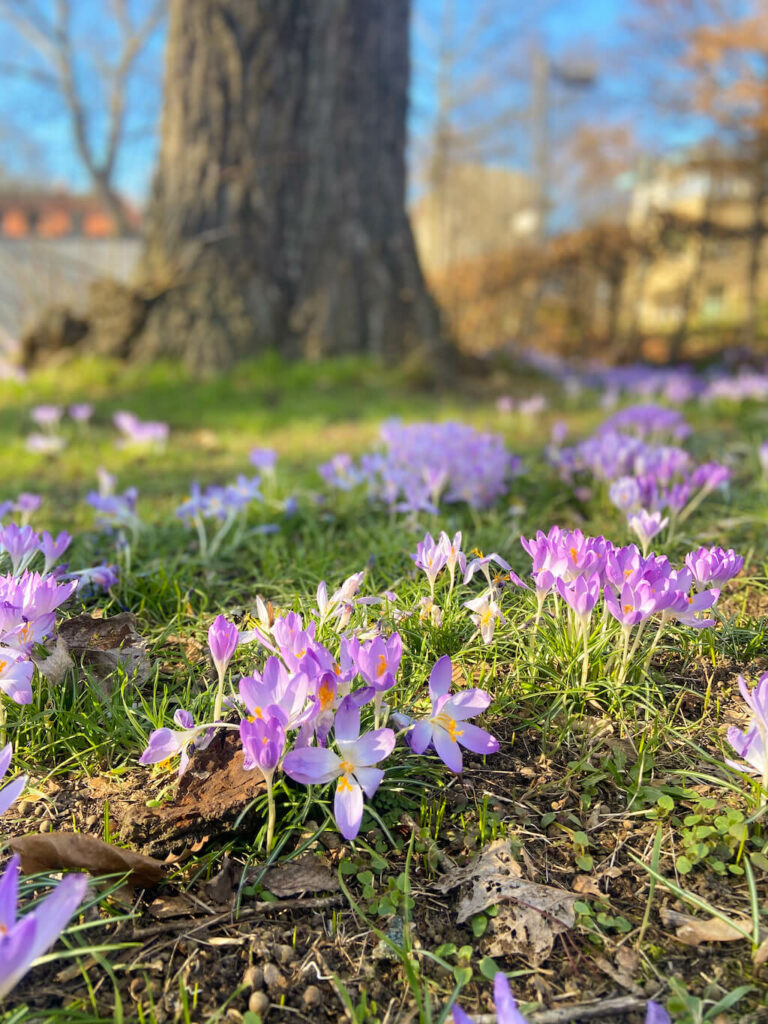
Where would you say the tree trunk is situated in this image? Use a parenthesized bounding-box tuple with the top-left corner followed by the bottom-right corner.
(132, 0, 444, 370)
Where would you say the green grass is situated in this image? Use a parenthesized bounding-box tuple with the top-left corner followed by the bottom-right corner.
(1, 354, 768, 1023)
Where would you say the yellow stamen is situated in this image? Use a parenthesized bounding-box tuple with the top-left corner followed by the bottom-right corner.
(434, 712, 464, 742)
(376, 654, 387, 677)
(338, 773, 354, 792)
(318, 682, 335, 710)
(623, 604, 634, 614)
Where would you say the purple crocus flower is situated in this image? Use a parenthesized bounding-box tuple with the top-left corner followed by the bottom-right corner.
(726, 674, 768, 791)
(463, 552, 512, 591)
(628, 510, 668, 552)
(250, 447, 277, 472)
(30, 404, 62, 429)
(139, 709, 214, 777)
(408, 655, 498, 773)
(685, 546, 744, 589)
(0, 855, 88, 999)
(0, 524, 41, 576)
(556, 573, 601, 626)
(208, 614, 239, 720)
(69, 563, 119, 593)
(0, 743, 25, 816)
(411, 533, 448, 595)
(609, 477, 641, 513)
(604, 581, 658, 628)
(239, 659, 312, 730)
(0, 649, 34, 704)
(240, 714, 285, 774)
(438, 530, 467, 591)
(282, 700, 395, 840)
(68, 403, 93, 423)
(38, 530, 72, 574)
(14, 493, 42, 525)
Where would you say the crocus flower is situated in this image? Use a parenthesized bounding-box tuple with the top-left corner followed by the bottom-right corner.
(463, 552, 512, 591)
(0, 649, 34, 704)
(68, 403, 93, 423)
(239, 659, 312, 730)
(14, 493, 41, 526)
(0, 855, 88, 999)
(685, 546, 743, 589)
(628, 510, 668, 553)
(139, 709, 214, 778)
(408, 655, 498, 773)
(30, 404, 62, 429)
(727, 673, 768, 793)
(438, 530, 466, 591)
(282, 700, 395, 840)
(0, 524, 41, 576)
(609, 476, 641, 513)
(208, 614, 240, 720)
(411, 533, 447, 595)
(26, 433, 65, 455)
(69, 563, 119, 593)
(0, 743, 25, 816)
(464, 593, 503, 644)
(240, 713, 286, 850)
(556, 573, 600, 630)
(250, 447, 277, 472)
(38, 530, 72, 574)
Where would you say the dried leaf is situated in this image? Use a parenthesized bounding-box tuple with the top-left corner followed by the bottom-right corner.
(262, 854, 341, 898)
(59, 612, 150, 691)
(753, 934, 768, 965)
(10, 832, 164, 888)
(435, 838, 575, 931)
(484, 896, 574, 967)
(205, 855, 241, 903)
(148, 895, 196, 919)
(573, 874, 603, 896)
(660, 906, 751, 945)
(33, 637, 74, 686)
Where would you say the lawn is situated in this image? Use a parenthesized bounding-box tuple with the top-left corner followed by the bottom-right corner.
(1, 354, 767, 1024)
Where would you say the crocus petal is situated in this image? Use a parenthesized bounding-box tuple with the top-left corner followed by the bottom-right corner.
(445, 689, 492, 721)
(0, 742, 11, 781)
(0, 775, 26, 817)
(0, 854, 20, 930)
(433, 726, 464, 773)
(173, 709, 194, 730)
(348, 727, 396, 767)
(27, 872, 88, 964)
(334, 777, 364, 840)
(428, 655, 453, 702)
(334, 699, 361, 744)
(282, 746, 341, 785)
(452, 1007, 475, 1024)
(493, 973, 529, 1024)
(353, 765, 384, 799)
(645, 1002, 671, 1024)
(409, 720, 433, 754)
(457, 722, 499, 756)
(0, 913, 38, 999)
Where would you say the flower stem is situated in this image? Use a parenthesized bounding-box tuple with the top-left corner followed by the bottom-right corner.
(213, 668, 226, 722)
(265, 773, 276, 852)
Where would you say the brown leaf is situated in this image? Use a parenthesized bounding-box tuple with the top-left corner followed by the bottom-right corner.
(484, 891, 576, 967)
(573, 874, 603, 896)
(10, 832, 164, 888)
(262, 854, 341, 898)
(59, 612, 150, 690)
(435, 838, 576, 933)
(660, 906, 751, 945)
(205, 855, 241, 903)
(753, 934, 768, 965)
(33, 637, 74, 686)
(147, 895, 196, 919)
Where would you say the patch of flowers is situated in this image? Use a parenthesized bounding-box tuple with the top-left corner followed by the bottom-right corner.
(140, 573, 500, 848)
(319, 420, 521, 514)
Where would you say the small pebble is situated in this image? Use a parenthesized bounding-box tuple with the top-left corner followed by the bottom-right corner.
(17, 800, 32, 816)
(275, 944, 296, 965)
(38, 820, 51, 833)
(248, 992, 269, 1015)
(303, 985, 321, 1007)
(242, 966, 263, 990)
(263, 962, 286, 991)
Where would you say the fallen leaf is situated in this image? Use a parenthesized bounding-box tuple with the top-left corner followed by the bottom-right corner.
(594, 955, 644, 995)
(205, 855, 241, 903)
(262, 854, 341, 898)
(573, 874, 602, 896)
(753, 934, 768, 965)
(435, 838, 576, 928)
(660, 906, 751, 945)
(10, 832, 164, 888)
(148, 895, 196, 919)
(58, 612, 150, 691)
(33, 637, 75, 686)
(483, 891, 576, 966)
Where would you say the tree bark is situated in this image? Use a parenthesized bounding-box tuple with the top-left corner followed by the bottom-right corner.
(132, 0, 444, 370)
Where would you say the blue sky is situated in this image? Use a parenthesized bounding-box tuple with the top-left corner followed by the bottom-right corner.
(0, 0, 705, 204)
